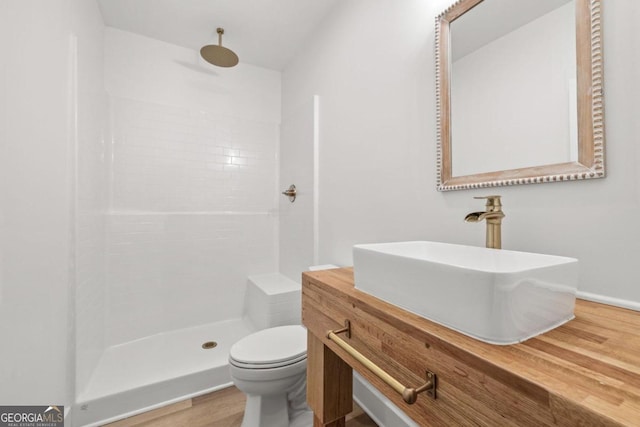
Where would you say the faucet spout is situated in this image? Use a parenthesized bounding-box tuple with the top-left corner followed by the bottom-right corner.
(464, 196, 505, 249)
(464, 211, 487, 222)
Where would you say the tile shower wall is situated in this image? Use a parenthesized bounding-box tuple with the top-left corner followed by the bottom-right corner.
(104, 29, 280, 345)
(106, 213, 275, 344)
(106, 99, 278, 344)
(110, 98, 278, 213)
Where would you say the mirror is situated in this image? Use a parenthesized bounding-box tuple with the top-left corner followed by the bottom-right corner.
(436, 0, 604, 191)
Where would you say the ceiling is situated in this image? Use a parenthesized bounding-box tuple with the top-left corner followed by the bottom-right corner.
(97, 0, 340, 71)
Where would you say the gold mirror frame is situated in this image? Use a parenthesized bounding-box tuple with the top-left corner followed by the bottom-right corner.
(436, 0, 604, 191)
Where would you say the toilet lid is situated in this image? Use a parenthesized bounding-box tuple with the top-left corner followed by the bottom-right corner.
(229, 325, 307, 366)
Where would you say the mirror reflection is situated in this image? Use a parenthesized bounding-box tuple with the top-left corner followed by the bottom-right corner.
(451, 0, 576, 176)
(436, 0, 605, 191)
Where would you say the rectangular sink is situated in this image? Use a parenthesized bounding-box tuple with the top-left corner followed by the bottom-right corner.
(353, 241, 579, 345)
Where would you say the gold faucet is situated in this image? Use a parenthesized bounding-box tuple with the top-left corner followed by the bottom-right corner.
(464, 195, 505, 249)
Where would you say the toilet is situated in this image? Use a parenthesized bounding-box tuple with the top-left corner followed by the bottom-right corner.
(230, 268, 340, 426)
(229, 325, 312, 427)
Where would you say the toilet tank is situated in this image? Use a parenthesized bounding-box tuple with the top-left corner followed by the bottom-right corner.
(243, 273, 301, 330)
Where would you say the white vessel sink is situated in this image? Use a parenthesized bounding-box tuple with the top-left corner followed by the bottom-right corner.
(353, 241, 579, 345)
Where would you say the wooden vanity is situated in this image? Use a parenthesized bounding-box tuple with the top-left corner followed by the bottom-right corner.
(302, 268, 640, 426)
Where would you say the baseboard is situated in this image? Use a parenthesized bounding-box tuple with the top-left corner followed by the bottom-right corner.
(577, 291, 640, 312)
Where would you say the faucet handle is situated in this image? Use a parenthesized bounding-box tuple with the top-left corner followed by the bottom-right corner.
(473, 195, 501, 200)
(474, 195, 502, 210)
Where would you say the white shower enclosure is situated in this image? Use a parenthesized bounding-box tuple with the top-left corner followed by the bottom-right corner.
(74, 28, 286, 425)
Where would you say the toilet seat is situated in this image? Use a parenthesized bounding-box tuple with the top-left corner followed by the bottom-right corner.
(230, 353, 306, 370)
(229, 325, 307, 370)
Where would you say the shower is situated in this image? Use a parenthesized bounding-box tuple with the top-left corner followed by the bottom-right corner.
(200, 27, 239, 67)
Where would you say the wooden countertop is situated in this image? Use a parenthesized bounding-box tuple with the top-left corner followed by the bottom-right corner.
(302, 267, 640, 426)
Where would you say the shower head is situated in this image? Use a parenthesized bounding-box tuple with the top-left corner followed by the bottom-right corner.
(200, 27, 239, 67)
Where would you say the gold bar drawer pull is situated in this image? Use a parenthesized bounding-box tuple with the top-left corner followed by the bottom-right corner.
(327, 320, 437, 404)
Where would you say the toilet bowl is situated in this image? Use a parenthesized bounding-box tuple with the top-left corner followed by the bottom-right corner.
(229, 325, 312, 427)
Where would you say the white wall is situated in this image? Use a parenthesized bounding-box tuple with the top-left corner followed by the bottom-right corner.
(282, 0, 640, 306)
(103, 29, 281, 345)
(279, 98, 317, 281)
(0, 0, 103, 407)
(1, 0, 72, 406)
(73, 0, 108, 400)
(0, 0, 7, 321)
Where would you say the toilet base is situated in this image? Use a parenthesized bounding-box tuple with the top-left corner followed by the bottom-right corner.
(289, 409, 313, 427)
(241, 393, 313, 427)
(239, 375, 313, 427)
(241, 393, 289, 427)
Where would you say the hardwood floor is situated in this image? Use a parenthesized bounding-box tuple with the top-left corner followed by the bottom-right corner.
(104, 386, 378, 427)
